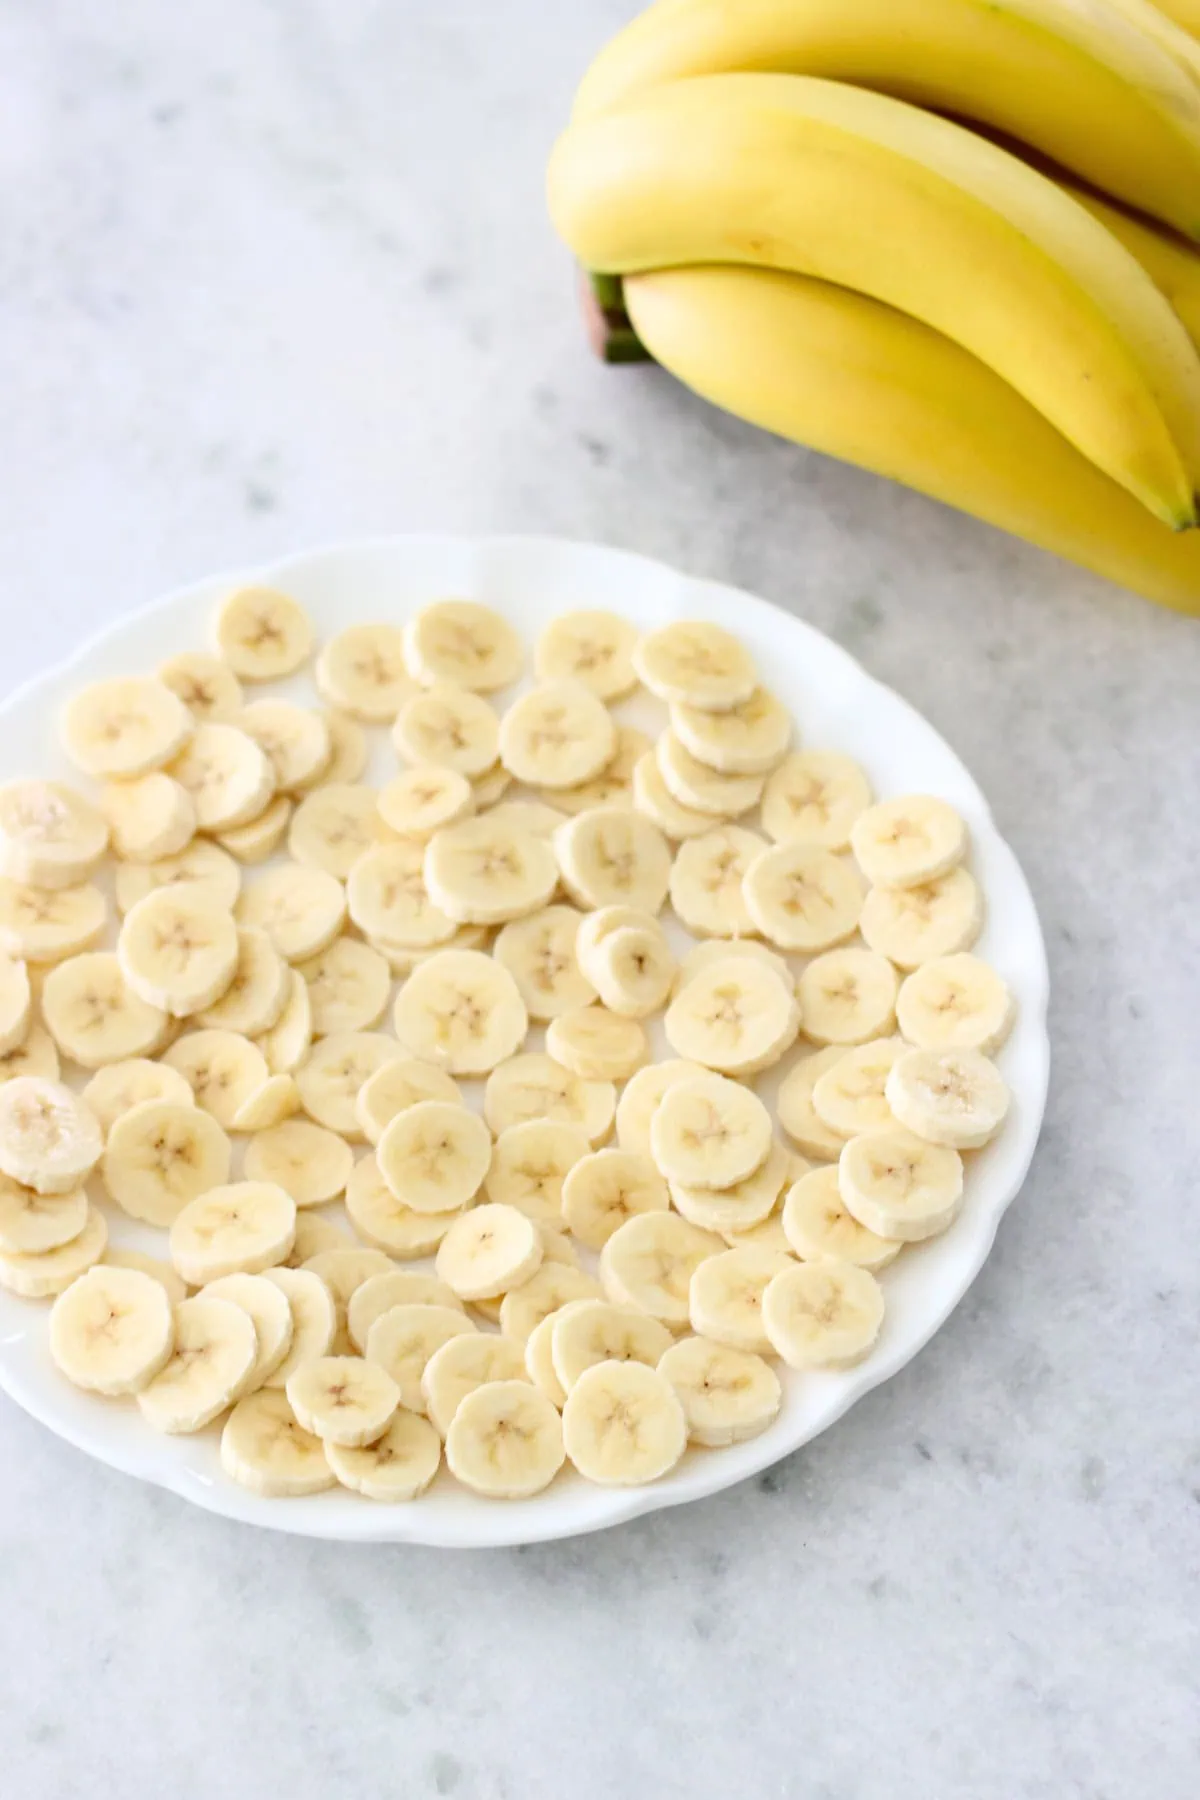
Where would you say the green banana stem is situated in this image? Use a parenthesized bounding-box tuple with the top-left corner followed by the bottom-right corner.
(578, 267, 653, 362)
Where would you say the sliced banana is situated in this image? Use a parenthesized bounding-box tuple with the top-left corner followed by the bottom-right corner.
(315, 624, 413, 721)
(497, 1262, 603, 1344)
(656, 732, 764, 818)
(664, 955, 798, 1076)
(168, 722, 275, 832)
(425, 816, 558, 926)
(364, 1301, 476, 1413)
(162, 1029, 271, 1128)
(445, 1378, 563, 1497)
(101, 773, 196, 862)
(545, 725, 650, 816)
(60, 675, 192, 780)
(561, 1359, 686, 1485)
(781, 1165, 901, 1271)
(238, 864, 346, 963)
(631, 751, 713, 841)
(286, 1354, 400, 1448)
(118, 887, 239, 1018)
(688, 1246, 792, 1354)
(113, 840, 240, 915)
(355, 1056, 461, 1146)
(471, 763, 513, 809)
(158, 651, 243, 722)
(650, 1074, 772, 1191)
(138, 1295, 257, 1432)
(614, 1058, 708, 1159)
(230, 1073, 301, 1131)
(293, 1031, 400, 1136)
(286, 1207, 350, 1266)
(243, 1117, 354, 1207)
(599, 1211, 723, 1327)
(214, 586, 313, 681)
(347, 1269, 463, 1352)
(798, 948, 899, 1045)
(839, 1128, 964, 1242)
(238, 699, 331, 794)
(633, 621, 756, 712)
(435, 1202, 543, 1300)
(288, 785, 390, 880)
(761, 750, 872, 848)
(533, 607, 637, 698)
(102, 1098, 231, 1225)
(393, 684, 500, 778)
(589, 925, 675, 1021)
(861, 868, 983, 969)
(218, 792, 295, 864)
(102, 1249, 188, 1304)
(498, 680, 615, 789)
(421, 1333, 529, 1437)
(742, 843, 863, 952)
(299, 937, 390, 1037)
(319, 710, 368, 783)
(885, 1047, 1010, 1150)
(377, 1099, 491, 1215)
(762, 1260, 885, 1369)
(262, 1265, 339, 1386)
(776, 1046, 851, 1159)
(0, 1076, 101, 1194)
(0, 957, 30, 1057)
(483, 1051, 614, 1143)
(0, 1022, 60, 1084)
(170, 1180, 295, 1285)
(345, 1151, 463, 1257)
(0, 779, 109, 890)
(657, 1336, 781, 1447)
(221, 1389, 335, 1496)
(668, 1137, 790, 1235)
(673, 937, 794, 997)
(851, 795, 968, 888)
(524, 1301, 590, 1406)
(194, 927, 286, 1034)
(550, 1299, 673, 1394)
(196, 1268, 293, 1385)
(545, 1005, 647, 1081)
(482, 1119, 591, 1225)
(896, 954, 1015, 1055)
(812, 1038, 905, 1138)
(668, 826, 764, 938)
(0, 1199, 106, 1296)
(559, 1147, 668, 1250)
(369, 923, 491, 978)
(378, 765, 474, 840)
(0, 878, 107, 963)
(0, 1175, 89, 1254)
(256, 970, 314, 1074)
(392, 949, 527, 1076)
(555, 806, 670, 914)
(347, 838, 458, 950)
(722, 1212, 795, 1259)
(325, 1410, 441, 1501)
(670, 686, 790, 776)
(574, 903, 661, 977)
(493, 905, 595, 1020)
(405, 599, 523, 693)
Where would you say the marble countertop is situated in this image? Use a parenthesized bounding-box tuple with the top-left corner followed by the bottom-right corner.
(1, 2, 1197, 1794)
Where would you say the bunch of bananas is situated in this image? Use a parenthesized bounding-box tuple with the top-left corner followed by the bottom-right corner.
(547, 0, 1200, 613)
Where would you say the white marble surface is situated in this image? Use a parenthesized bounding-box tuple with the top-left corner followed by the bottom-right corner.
(0, 2, 1197, 1794)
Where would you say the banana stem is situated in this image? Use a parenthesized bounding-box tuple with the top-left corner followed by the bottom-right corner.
(578, 267, 654, 363)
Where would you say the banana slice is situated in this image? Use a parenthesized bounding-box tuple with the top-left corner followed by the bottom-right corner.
(42, 952, 160, 1070)
(294, 1031, 400, 1136)
(238, 700, 331, 794)
(445, 1378, 563, 1496)
(230, 1073, 302, 1131)
(435, 1202, 543, 1300)
(838, 1128, 964, 1242)
(668, 825, 765, 938)
(498, 681, 615, 789)
(220, 793, 304, 864)
(483, 1119, 591, 1224)
(262, 1265, 339, 1386)
(345, 1151, 464, 1256)
(118, 887, 239, 1018)
(114, 840, 241, 915)
(237, 864, 346, 963)
(798, 948, 899, 1045)
(656, 732, 764, 818)
(555, 806, 671, 914)
(781, 1165, 901, 1271)
(885, 1047, 1010, 1150)
(544, 725, 650, 816)
(722, 1213, 796, 1258)
(0, 1175, 88, 1254)
(533, 608, 638, 699)
(315, 624, 413, 721)
(101, 773, 196, 862)
(355, 1056, 462, 1146)
(325, 1410, 441, 1501)
(102, 1249, 188, 1304)
(812, 1038, 905, 1138)
(762, 1260, 885, 1370)
(193, 927, 287, 1034)
(614, 1058, 708, 1158)
(404, 599, 523, 693)
(670, 686, 791, 776)
(286, 1208, 350, 1266)
(668, 1138, 791, 1235)
(657, 1336, 781, 1447)
(589, 926, 675, 1021)
(393, 685, 500, 778)
(0, 878, 107, 963)
(256, 970, 313, 1074)
(163, 1029, 271, 1127)
(378, 766, 474, 840)
(243, 1117, 354, 1207)
(776, 1046, 852, 1159)
(479, 798, 566, 838)
(319, 711, 368, 783)
(742, 843, 864, 952)
(170, 1180, 296, 1284)
(663, 956, 798, 1075)
(688, 1246, 792, 1354)
(214, 586, 313, 681)
(599, 1212, 724, 1327)
(286, 1354, 401, 1447)
(761, 750, 873, 848)
(0, 1076, 101, 1194)
(392, 949, 527, 1076)
(560, 1147, 668, 1250)
(524, 1300, 592, 1406)
(48, 1262, 174, 1395)
(650, 1074, 772, 1191)
(221, 1389, 335, 1496)
(860, 868, 983, 969)
(347, 838, 458, 949)
(851, 796, 968, 888)
(0, 779, 109, 890)
(471, 763, 513, 809)
(158, 652, 243, 722)
(364, 1301, 476, 1413)
(483, 1051, 614, 1142)
(347, 1269, 464, 1352)
(421, 1333, 529, 1437)
(288, 784, 391, 879)
(299, 937, 390, 1037)
(0, 1022, 60, 1084)
(561, 1360, 686, 1485)
(673, 937, 794, 997)
(201, 1271, 294, 1390)
(0, 1199, 106, 1296)
(0, 957, 30, 1057)
(102, 1098, 232, 1225)
(425, 816, 558, 926)
(377, 1098, 490, 1215)
(138, 1295, 257, 1432)
(545, 1006, 647, 1081)
(497, 1262, 603, 1344)
(60, 675, 192, 780)
(631, 751, 713, 840)
(550, 1299, 673, 1394)
(896, 954, 1015, 1055)
(168, 722, 275, 832)
(493, 906, 595, 1020)
(574, 903, 660, 976)
(372, 923, 491, 977)
(632, 621, 756, 712)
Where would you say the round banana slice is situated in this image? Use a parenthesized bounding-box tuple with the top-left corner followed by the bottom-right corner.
(355, 1056, 462, 1146)
(798, 948, 899, 1045)
(216, 793, 293, 864)
(287, 1354, 401, 1448)
(158, 651, 243, 722)
(378, 765, 474, 840)
(299, 937, 390, 1037)
(346, 838, 458, 949)
(781, 1165, 901, 1271)
(377, 1099, 491, 1215)
(688, 1246, 793, 1354)
(574, 904, 660, 976)
(589, 926, 675, 1021)
(550, 1299, 673, 1395)
(555, 806, 671, 914)
(761, 750, 873, 848)
(0, 779, 109, 890)
(102, 1098, 232, 1225)
(673, 937, 794, 997)
(0, 957, 30, 1057)
(599, 1212, 724, 1327)
(838, 1128, 964, 1242)
(498, 681, 615, 789)
(404, 599, 523, 693)
(162, 1029, 271, 1127)
(49, 1264, 175, 1395)
(195, 927, 288, 1034)
(850, 795, 968, 888)
(102, 1249, 188, 1304)
(668, 826, 765, 937)
(0, 1199, 106, 1296)
(493, 906, 595, 1021)
(524, 1301, 592, 1406)
(656, 732, 764, 818)
(545, 1006, 647, 1081)
(238, 700, 331, 794)
(325, 1409, 441, 1501)
(614, 1058, 708, 1158)
(288, 785, 390, 880)
(170, 1180, 296, 1284)
(631, 751, 713, 840)
(114, 840, 241, 915)
(657, 1336, 782, 1447)
(201, 1271, 295, 1390)
(762, 1260, 885, 1370)
(118, 887, 239, 1018)
(497, 1262, 604, 1344)
(137, 1295, 258, 1432)
(345, 1152, 464, 1257)
(348, 1269, 464, 1352)
(315, 623, 413, 721)
(722, 1212, 796, 1258)
(230, 1073, 301, 1131)
(421, 1333, 529, 1437)
(896, 954, 1015, 1056)
(860, 868, 983, 969)
(0, 878, 107, 963)
(364, 1302, 477, 1413)
(632, 620, 756, 712)
(60, 675, 192, 780)
(392, 949, 527, 1076)
(0, 1022, 60, 1084)
(36, 953, 160, 1071)
(294, 1031, 400, 1137)
(560, 1148, 668, 1251)
(0, 1175, 88, 1254)
(237, 864, 346, 963)
(101, 773, 196, 862)
(483, 1052, 614, 1142)
(545, 725, 650, 816)
(319, 711, 369, 783)
(650, 1074, 772, 1190)
(168, 722, 275, 832)
(243, 1118, 354, 1207)
(885, 1047, 1010, 1150)
(425, 816, 558, 927)
(393, 685, 500, 778)
(446, 1378, 563, 1497)
(221, 1389, 335, 1496)
(670, 686, 791, 776)
(561, 1360, 686, 1486)
(256, 970, 313, 1074)
(776, 1046, 851, 1158)
(812, 1038, 906, 1138)
(436, 1202, 543, 1300)
(482, 1119, 591, 1224)
(742, 843, 864, 952)
(214, 586, 313, 681)
(668, 1137, 791, 1235)
(0, 1077, 101, 1194)
(262, 1266, 339, 1386)
(663, 956, 798, 1076)
(533, 609, 639, 700)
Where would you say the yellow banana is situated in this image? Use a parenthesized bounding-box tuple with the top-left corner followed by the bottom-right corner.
(1104, 0, 1200, 81)
(572, 0, 1200, 240)
(1149, 0, 1200, 40)
(1061, 183, 1200, 354)
(622, 265, 1200, 615)
(548, 74, 1200, 526)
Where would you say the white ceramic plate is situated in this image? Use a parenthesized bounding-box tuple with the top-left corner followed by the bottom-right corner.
(0, 535, 1048, 1546)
